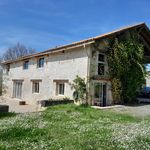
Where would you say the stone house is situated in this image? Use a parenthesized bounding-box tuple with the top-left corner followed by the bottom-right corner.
(2, 23, 150, 106)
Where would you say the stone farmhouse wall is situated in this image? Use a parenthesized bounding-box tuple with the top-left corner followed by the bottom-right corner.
(3, 45, 91, 104)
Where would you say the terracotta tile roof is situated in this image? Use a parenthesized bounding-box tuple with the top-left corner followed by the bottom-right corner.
(2, 22, 148, 64)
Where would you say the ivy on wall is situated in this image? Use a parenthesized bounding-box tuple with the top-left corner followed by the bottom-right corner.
(107, 33, 147, 103)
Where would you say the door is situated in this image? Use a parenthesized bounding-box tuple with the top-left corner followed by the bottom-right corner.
(94, 82, 107, 106)
(13, 81, 22, 99)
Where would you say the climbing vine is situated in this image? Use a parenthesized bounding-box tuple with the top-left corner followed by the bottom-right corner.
(107, 33, 147, 103)
(71, 75, 87, 104)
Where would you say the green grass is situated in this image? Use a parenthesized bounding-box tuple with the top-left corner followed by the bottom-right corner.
(0, 112, 16, 119)
(0, 104, 149, 150)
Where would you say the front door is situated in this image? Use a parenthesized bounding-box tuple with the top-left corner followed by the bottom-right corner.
(13, 81, 23, 99)
(94, 82, 107, 106)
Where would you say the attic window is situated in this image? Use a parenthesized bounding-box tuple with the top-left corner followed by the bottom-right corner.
(37, 58, 44, 68)
(23, 60, 29, 70)
(6, 64, 10, 74)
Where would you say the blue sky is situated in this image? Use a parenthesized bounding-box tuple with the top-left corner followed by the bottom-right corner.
(0, 0, 150, 55)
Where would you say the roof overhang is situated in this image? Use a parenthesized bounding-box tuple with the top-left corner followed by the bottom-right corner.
(2, 22, 150, 65)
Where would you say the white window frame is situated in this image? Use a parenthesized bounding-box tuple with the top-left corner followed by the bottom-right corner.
(32, 81, 41, 93)
(23, 60, 29, 70)
(37, 57, 44, 68)
(13, 80, 23, 99)
(56, 82, 65, 96)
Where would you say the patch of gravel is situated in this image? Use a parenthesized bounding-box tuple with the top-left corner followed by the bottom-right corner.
(113, 104, 150, 117)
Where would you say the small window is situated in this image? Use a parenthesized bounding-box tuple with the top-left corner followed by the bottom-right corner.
(37, 58, 44, 68)
(6, 64, 10, 74)
(57, 83, 65, 95)
(98, 54, 105, 62)
(23, 61, 29, 70)
(32, 81, 40, 93)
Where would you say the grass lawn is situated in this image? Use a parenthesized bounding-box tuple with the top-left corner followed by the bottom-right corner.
(0, 104, 150, 150)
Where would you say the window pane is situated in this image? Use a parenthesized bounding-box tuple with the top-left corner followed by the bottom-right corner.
(94, 84, 100, 98)
(98, 54, 104, 62)
(32, 82, 39, 93)
(94, 83, 102, 99)
(98, 63, 104, 75)
(35, 83, 37, 92)
(36, 83, 39, 92)
(13, 81, 22, 98)
(38, 58, 44, 68)
(6, 64, 10, 74)
(23, 61, 29, 69)
(59, 83, 64, 95)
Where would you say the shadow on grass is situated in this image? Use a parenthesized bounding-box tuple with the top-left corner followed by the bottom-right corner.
(0, 112, 16, 119)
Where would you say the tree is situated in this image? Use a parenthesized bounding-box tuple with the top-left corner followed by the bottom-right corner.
(107, 33, 147, 103)
(3, 42, 36, 61)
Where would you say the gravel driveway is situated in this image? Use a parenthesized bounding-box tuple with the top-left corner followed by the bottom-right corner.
(112, 104, 150, 118)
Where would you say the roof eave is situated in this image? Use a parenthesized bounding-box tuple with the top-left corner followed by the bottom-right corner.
(2, 22, 148, 65)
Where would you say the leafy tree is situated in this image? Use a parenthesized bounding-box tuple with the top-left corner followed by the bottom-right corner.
(107, 33, 147, 103)
(3, 42, 36, 61)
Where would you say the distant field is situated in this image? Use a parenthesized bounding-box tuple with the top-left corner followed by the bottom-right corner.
(0, 104, 150, 150)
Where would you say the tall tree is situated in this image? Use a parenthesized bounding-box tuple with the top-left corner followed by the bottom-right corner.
(3, 42, 36, 61)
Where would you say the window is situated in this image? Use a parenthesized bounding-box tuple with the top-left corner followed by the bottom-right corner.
(54, 80, 68, 96)
(98, 54, 105, 62)
(23, 61, 29, 70)
(6, 64, 10, 74)
(37, 58, 44, 68)
(57, 83, 65, 95)
(32, 81, 40, 93)
(13, 80, 23, 98)
(94, 83, 102, 99)
(98, 54, 105, 75)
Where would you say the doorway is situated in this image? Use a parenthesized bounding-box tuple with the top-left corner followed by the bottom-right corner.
(94, 82, 107, 107)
